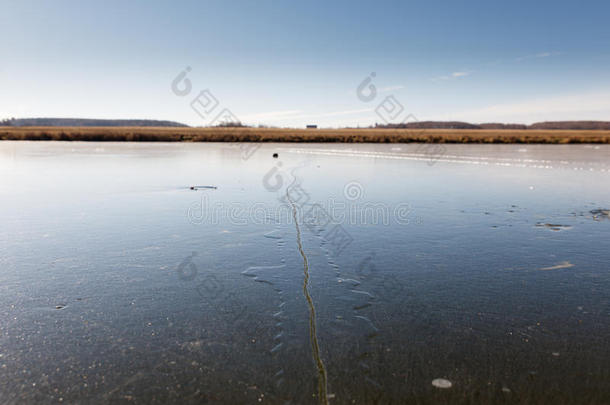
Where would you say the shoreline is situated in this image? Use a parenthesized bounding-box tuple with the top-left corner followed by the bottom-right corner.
(2, 126, 610, 143)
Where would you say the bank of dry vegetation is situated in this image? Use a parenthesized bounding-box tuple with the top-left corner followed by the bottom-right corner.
(1, 126, 610, 143)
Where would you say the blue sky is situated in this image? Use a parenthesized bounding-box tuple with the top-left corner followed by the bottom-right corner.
(1, 0, 610, 127)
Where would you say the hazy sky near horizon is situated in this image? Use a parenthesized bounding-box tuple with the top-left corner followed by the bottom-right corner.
(1, 0, 610, 127)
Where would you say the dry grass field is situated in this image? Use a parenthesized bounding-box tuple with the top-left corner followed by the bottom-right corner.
(2, 126, 610, 143)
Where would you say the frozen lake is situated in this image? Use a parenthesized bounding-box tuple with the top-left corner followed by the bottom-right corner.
(0, 141, 609, 404)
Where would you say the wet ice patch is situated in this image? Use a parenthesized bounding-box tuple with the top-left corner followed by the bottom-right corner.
(540, 261, 574, 271)
(535, 223, 572, 231)
(263, 230, 284, 240)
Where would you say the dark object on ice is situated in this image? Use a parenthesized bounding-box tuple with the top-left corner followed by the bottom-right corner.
(306, 125, 317, 129)
(591, 209, 610, 220)
(190, 186, 217, 190)
(273, 153, 279, 158)
(535, 223, 572, 231)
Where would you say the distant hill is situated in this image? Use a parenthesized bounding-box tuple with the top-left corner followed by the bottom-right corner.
(375, 121, 610, 130)
(528, 121, 610, 130)
(1, 118, 189, 127)
(377, 121, 481, 129)
(479, 123, 528, 130)
(3, 118, 610, 130)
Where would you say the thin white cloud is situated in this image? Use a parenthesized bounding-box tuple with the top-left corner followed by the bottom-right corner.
(275, 108, 374, 121)
(313, 108, 374, 118)
(515, 51, 561, 62)
(434, 51, 562, 82)
(240, 107, 375, 125)
(379, 85, 405, 93)
(239, 109, 303, 121)
(0, 102, 32, 118)
(432, 71, 472, 81)
(440, 90, 610, 124)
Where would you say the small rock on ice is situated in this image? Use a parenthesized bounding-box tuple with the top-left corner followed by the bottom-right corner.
(432, 378, 452, 389)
